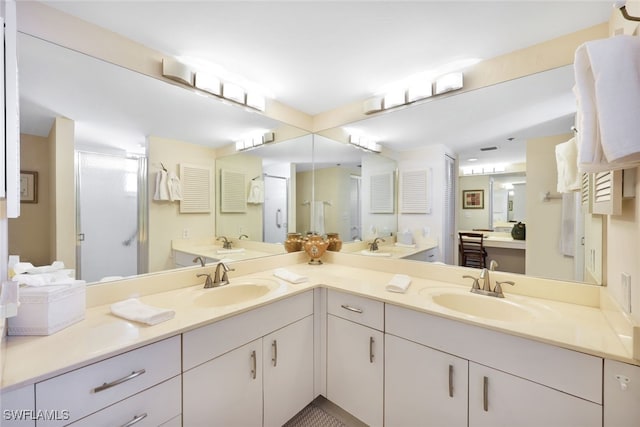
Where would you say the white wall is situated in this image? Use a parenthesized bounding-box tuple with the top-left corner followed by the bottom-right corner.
(396, 144, 447, 258)
(362, 153, 398, 241)
(458, 175, 491, 231)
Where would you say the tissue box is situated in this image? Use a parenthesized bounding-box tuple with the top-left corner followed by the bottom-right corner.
(8, 281, 86, 335)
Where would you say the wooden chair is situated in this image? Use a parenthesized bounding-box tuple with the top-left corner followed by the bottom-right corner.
(458, 232, 487, 268)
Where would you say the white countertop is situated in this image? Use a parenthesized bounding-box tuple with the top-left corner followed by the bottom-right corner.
(0, 253, 635, 392)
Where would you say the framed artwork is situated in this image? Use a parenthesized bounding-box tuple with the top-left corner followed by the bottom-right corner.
(462, 189, 484, 209)
(20, 171, 38, 203)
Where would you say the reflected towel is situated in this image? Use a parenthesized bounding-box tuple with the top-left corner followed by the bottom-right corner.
(247, 179, 264, 204)
(110, 298, 175, 325)
(168, 171, 182, 201)
(560, 193, 576, 257)
(574, 36, 640, 172)
(12, 272, 79, 287)
(274, 268, 308, 284)
(311, 201, 325, 235)
(555, 138, 580, 193)
(386, 274, 412, 293)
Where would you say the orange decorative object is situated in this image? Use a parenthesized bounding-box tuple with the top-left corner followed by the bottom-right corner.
(303, 234, 329, 265)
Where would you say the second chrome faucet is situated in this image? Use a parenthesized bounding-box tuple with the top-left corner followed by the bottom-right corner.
(463, 261, 514, 298)
(198, 262, 235, 289)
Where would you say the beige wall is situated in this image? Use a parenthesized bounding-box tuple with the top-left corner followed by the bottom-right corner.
(8, 134, 51, 265)
(148, 136, 217, 272)
(296, 169, 313, 234)
(215, 152, 263, 241)
(312, 166, 359, 239)
(458, 175, 491, 231)
(525, 133, 574, 281)
(49, 117, 76, 270)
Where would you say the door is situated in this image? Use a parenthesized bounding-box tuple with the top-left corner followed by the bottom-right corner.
(349, 175, 362, 240)
(263, 175, 288, 243)
(76, 152, 143, 282)
(327, 315, 383, 427)
(263, 316, 314, 427)
(444, 155, 456, 264)
(385, 334, 468, 427)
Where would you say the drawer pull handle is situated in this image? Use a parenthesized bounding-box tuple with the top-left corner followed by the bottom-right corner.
(120, 413, 148, 427)
(448, 364, 454, 398)
(483, 376, 489, 412)
(250, 350, 257, 379)
(272, 340, 278, 367)
(369, 336, 375, 363)
(92, 369, 146, 393)
(341, 304, 363, 314)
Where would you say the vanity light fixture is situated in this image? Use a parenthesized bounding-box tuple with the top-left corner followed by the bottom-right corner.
(349, 135, 382, 153)
(246, 92, 266, 112)
(363, 97, 384, 114)
(194, 72, 221, 96)
(383, 88, 406, 110)
(434, 72, 463, 95)
(235, 131, 276, 152)
(222, 82, 245, 104)
(162, 58, 194, 86)
(406, 80, 433, 103)
(263, 132, 275, 143)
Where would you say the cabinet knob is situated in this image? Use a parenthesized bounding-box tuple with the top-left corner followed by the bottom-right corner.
(616, 374, 631, 391)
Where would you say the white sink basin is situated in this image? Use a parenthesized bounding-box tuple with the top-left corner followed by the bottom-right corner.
(194, 279, 279, 308)
(419, 288, 556, 322)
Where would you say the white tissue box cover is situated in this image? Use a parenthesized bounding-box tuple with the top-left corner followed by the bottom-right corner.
(8, 281, 86, 336)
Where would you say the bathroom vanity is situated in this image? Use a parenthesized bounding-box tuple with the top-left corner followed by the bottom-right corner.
(1, 252, 638, 427)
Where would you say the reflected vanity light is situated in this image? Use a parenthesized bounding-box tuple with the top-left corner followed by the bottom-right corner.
(235, 131, 276, 152)
(349, 135, 382, 153)
(246, 92, 266, 112)
(383, 89, 406, 109)
(434, 72, 464, 95)
(461, 163, 507, 175)
(406, 81, 433, 103)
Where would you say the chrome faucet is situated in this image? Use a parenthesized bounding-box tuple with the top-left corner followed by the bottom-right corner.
(217, 236, 232, 249)
(238, 234, 249, 240)
(193, 256, 205, 267)
(197, 273, 214, 289)
(213, 262, 234, 287)
(463, 268, 515, 298)
(368, 237, 385, 252)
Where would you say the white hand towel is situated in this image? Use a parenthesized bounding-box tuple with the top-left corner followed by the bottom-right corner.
(153, 171, 170, 201)
(247, 179, 265, 204)
(559, 193, 576, 257)
(311, 201, 325, 235)
(167, 171, 183, 201)
(273, 268, 308, 284)
(386, 274, 412, 293)
(12, 271, 77, 287)
(110, 298, 175, 325)
(12, 262, 34, 275)
(555, 138, 580, 193)
(574, 36, 640, 171)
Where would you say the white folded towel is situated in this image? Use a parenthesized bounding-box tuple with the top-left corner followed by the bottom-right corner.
(386, 274, 412, 293)
(555, 138, 580, 193)
(574, 36, 640, 172)
(247, 179, 264, 204)
(12, 271, 77, 287)
(13, 261, 65, 275)
(168, 171, 183, 201)
(110, 298, 175, 325)
(217, 248, 245, 254)
(273, 268, 308, 284)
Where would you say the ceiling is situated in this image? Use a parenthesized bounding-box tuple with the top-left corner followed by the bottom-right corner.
(20, 1, 614, 166)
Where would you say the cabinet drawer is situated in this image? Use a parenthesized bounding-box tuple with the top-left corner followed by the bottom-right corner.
(183, 291, 313, 371)
(36, 336, 181, 426)
(327, 290, 383, 331)
(386, 304, 602, 403)
(68, 376, 181, 427)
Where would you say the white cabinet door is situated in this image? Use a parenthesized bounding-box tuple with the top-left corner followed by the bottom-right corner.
(1, 384, 35, 427)
(326, 314, 383, 427)
(469, 363, 601, 427)
(183, 339, 263, 427)
(604, 359, 640, 427)
(385, 334, 468, 427)
(263, 315, 314, 427)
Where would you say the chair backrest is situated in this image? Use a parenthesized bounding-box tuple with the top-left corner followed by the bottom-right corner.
(458, 232, 486, 268)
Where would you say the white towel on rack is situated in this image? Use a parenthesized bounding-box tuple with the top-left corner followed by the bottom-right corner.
(247, 179, 264, 204)
(311, 201, 325, 235)
(167, 171, 182, 201)
(153, 171, 170, 201)
(555, 137, 580, 193)
(574, 35, 640, 172)
(110, 298, 175, 325)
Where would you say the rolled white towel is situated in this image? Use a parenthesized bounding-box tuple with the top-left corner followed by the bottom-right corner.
(386, 274, 412, 293)
(555, 138, 580, 193)
(110, 298, 175, 325)
(13, 271, 77, 287)
(12, 262, 34, 275)
(273, 268, 308, 284)
(168, 171, 182, 201)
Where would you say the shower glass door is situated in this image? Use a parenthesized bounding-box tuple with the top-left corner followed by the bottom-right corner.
(76, 152, 142, 282)
(263, 175, 288, 244)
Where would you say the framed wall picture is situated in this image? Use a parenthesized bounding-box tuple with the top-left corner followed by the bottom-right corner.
(20, 171, 38, 203)
(462, 189, 484, 209)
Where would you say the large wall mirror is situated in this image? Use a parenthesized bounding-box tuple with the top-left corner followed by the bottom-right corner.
(13, 29, 603, 287)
